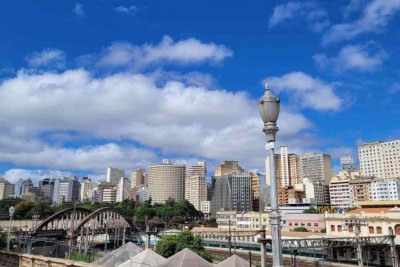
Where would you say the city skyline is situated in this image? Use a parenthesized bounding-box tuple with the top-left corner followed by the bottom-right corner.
(0, 1, 399, 183)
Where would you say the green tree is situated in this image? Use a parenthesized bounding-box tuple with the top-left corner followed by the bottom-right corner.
(14, 200, 34, 219)
(303, 207, 318, 214)
(293, 227, 309, 232)
(155, 231, 212, 262)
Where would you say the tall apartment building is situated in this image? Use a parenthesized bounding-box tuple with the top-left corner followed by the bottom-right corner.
(106, 167, 125, 185)
(53, 176, 80, 203)
(329, 171, 361, 208)
(187, 175, 207, 211)
(130, 169, 147, 188)
(300, 153, 332, 184)
(349, 177, 374, 202)
(211, 171, 252, 216)
(265, 147, 299, 188)
(303, 180, 326, 205)
(359, 139, 400, 178)
(280, 146, 290, 187)
(185, 162, 207, 200)
(80, 177, 97, 203)
(39, 178, 56, 200)
(148, 159, 186, 204)
(116, 177, 131, 202)
(214, 161, 243, 176)
(288, 154, 301, 185)
(0, 178, 14, 200)
(250, 172, 260, 211)
(370, 177, 400, 201)
(340, 156, 356, 172)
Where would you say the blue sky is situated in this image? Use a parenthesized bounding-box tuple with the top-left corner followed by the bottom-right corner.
(0, 0, 399, 183)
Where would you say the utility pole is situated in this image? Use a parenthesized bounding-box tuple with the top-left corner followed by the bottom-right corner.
(344, 216, 367, 267)
(389, 227, 399, 267)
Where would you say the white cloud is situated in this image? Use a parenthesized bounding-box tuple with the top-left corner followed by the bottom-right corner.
(0, 69, 313, 173)
(389, 83, 400, 94)
(73, 3, 85, 18)
(98, 36, 233, 67)
(268, 1, 330, 32)
(114, 5, 138, 15)
(26, 48, 66, 69)
(314, 43, 387, 72)
(343, 0, 368, 18)
(264, 72, 343, 111)
(323, 0, 400, 44)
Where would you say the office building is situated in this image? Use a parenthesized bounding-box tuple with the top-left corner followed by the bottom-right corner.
(302, 180, 326, 205)
(280, 146, 290, 187)
(214, 161, 243, 176)
(211, 171, 252, 216)
(329, 171, 361, 208)
(135, 186, 150, 203)
(265, 154, 281, 187)
(130, 169, 147, 188)
(187, 175, 207, 211)
(185, 162, 207, 200)
(300, 153, 332, 184)
(148, 159, 186, 204)
(39, 178, 56, 200)
(359, 139, 400, 178)
(97, 182, 117, 202)
(340, 156, 356, 172)
(106, 167, 125, 185)
(0, 178, 14, 200)
(116, 177, 131, 202)
(200, 201, 211, 218)
(349, 176, 374, 202)
(54, 176, 80, 203)
(288, 154, 301, 185)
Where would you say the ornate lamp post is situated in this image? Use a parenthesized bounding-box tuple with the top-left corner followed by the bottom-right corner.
(7, 206, 15, 252)
(258, 83, 283, 267)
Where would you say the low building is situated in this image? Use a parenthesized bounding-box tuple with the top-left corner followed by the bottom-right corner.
(286, 213, 325, 232)
(250, 212, 269, 230)
(200, 201, 211, 218)
(325, 207, 400, 237)
(216, 210, 237, 228)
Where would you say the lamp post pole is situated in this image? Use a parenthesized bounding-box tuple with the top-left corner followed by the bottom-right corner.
(258, 83, 283, 267)
(7, 206, 15, 252)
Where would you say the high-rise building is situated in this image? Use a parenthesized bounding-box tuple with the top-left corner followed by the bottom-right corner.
(130, 169, 146, 188)
(148, 159, 186, 204)
(329, 171, 361, 208)
(300, 153, 332, 184)
(370, 177, 400, 201)
(359, 139, 400, 178)
(80, 177, 97, 203)
(187, 175, 207, 211)
(302, 180, 326, 205)
(97, 182, 116, 202)
(265, 154, 281, 186)
(288, 154, 300, 185)
(116, 177, 131, 202)
(106, 167, 125, 185)
(185, 162, 207, 200)
(54, 176, 80, 203)
(0, 178, 14, 200)
(280, 146, 290, 187)
(39, 178, 56, 200)
(250, 172, 260, 211)
(349, 176, 374, 202)
(211, 171, 252, 216)
(214, 161, 243, 176)
(340, 156, 356, 172)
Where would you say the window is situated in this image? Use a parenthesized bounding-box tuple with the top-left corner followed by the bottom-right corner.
(331, 225, 335, 232)
(337, 225, 343, 232)
(377, 227, 382, 234)
(349, 225, 354, 233)
(369, 226, 374, 234)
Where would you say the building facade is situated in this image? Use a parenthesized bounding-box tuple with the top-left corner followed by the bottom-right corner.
(116, 177, 131, 202)
(130, 169, 146, 188)
(187, 175, 207, 211)
(300, 153, 332, 184)
(185, 161, 207, 201)
(148, 159, 186, 204)
(371, 177, 400, 201)
(0, 178, 14, 200)
(359, 139, 400, 178)
(214, 161, 243, 176)
(340, 156, 356, 172)
(54, 176, 80, 203)
(106, 167, 125, 186)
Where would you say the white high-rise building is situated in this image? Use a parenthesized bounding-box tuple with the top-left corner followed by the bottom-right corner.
(187, 175, 207, 210)
(340, 156, 356, 172)
(116, 177, 131, 202)
(359, 139, 400, 178)
(80, 177, 97, 203)
(329, 171, 361, 208)
(371, 177, 400, 201)
(280, 146, 290, 187)
(106, 167, 125, 185)
(185, 162, 207, 200)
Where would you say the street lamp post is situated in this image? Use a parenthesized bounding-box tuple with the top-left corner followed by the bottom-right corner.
(258, 83, 283, 267)
(7, 206, 15, 252)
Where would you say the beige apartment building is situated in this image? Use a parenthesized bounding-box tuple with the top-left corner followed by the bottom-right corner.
(0, 178, 14, 200)
(329, 171, 361, 208)
(214, 161, 243, 176)
(185, 162, 207, 200)
(148, 159, 186, 204)
(359, 139, 400, 178)
(187, 175, 207, 210)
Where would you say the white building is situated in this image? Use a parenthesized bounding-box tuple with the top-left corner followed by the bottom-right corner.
(185, 162, 207, 200)
(116, 177, 131, 202)
(53, 176, 80, 204)
(200, 201, 211, 218)
(329, 171, 361, 208)
(302, 179, 326, 205)
(80, 177, 97, 203)
(359, 139, 400, 178)
(280, 146, 290, 187)
(102, 187, 117, 202)
(187, 175, 207, 211)
(340, 156, 356, 172)
(371, 177, 400, 201)
(106, 167, 125, 186)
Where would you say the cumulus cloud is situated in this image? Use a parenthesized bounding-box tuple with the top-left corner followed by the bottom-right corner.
(73, 3, 85, 18)
(323, 0, 400, 44)
(114, 5, 138, 15)
(98, 36, 233, 68)
(0, 69, 313, 173)
(313, 43, 387, 72)
(264, 72, 343, 111)
(26, 48, 66, 69)
(268, 1, 330, 32)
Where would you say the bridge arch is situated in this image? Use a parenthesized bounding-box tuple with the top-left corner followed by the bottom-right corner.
(35, 207, 92, 232)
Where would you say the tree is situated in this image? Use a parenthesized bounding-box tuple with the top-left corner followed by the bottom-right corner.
(155, 231, 212, 262)
(303, 207, 318, 214)
(170, 215, 185, 225)
(147, 217, 165, 229)
(321, 228, 326, 233)
(293, 227, 309, 232)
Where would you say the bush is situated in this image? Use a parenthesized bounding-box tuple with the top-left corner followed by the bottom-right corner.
(293, 227, 309, 232)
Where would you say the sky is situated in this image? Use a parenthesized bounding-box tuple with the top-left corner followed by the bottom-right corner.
(0, 0, 399, 184)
